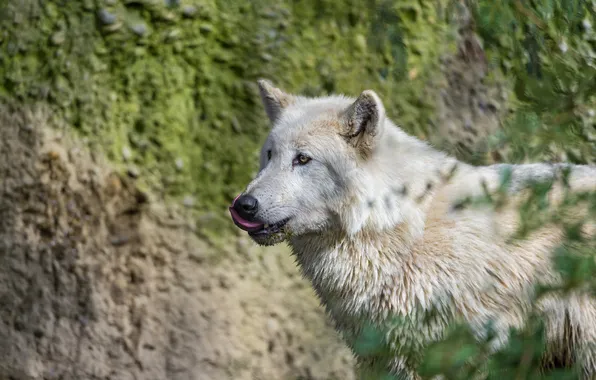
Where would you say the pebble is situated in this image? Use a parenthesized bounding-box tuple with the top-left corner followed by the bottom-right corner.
(122, 146, 132, 161)
(188, 248, 206, 263)
(131, 23, 148, 37)
(175, 158, 184, 170)
(51, 31, 65, 46)
(263, 10, 277, 19)
(182, 5, 197, 18)
(127, 166, 140, 178)
(167, 28, 181, 40)
(183, 195, 195, 207)
(104, 21, 123, 32)
(98, 9, 117, 25)
(199, 24, 213, 34)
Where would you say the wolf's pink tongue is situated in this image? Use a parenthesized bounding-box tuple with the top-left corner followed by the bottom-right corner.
(229, 194, 264, 232)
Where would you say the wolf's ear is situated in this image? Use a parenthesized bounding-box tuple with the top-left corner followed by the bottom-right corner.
(257, 79, 295, 123)
(340, 90, 385, 157)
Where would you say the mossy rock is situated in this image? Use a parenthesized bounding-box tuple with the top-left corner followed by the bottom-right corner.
(1, 0, 456, 234)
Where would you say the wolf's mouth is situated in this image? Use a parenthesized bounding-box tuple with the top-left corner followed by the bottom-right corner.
(247, 217, 290, 237)
(229, 200, 290, 236)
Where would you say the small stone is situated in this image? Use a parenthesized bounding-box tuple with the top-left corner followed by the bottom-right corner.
(104, 21, 123, 32)
(189, 248, 206, 263)
(46, 150, 61, 161)
(130, 23, 148, 37)
(175, 158, 184, 170)
(98, 9, 117, 25)
(266, 318, 280, 334)
(127, 166, 140, 178)
(263, 10, 277, 19)
(167, 28, 181, 40)
(199, 24, 213, 34)
(182, 6, 198, 17)
(183, 195, 195, 207)
(50, 31, 65, 46)
(122, 146, 132, 161)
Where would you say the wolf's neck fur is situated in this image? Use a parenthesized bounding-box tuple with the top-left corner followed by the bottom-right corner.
(288, 122, 461, 326)
(334, 120, 455, 239)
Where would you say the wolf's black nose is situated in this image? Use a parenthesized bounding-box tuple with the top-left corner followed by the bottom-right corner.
(233, 194, 259, 220)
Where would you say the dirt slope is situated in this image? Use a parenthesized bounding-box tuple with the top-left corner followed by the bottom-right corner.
(0, 104, 355, 380)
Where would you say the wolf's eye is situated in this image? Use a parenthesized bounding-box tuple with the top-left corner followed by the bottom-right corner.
(267, 150, 272, 161)
(294, 153, 311, 166)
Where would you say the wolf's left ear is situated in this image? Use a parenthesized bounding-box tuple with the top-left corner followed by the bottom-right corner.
(257, 79, 296, 124)
(340, 90, 386, 157)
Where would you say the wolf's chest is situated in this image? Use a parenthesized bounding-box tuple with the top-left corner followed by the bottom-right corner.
(295, 246, 454, 343)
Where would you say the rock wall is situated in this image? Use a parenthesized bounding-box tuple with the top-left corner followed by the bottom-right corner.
(0, 105, 355, 380)
(1, 0, 458, 231)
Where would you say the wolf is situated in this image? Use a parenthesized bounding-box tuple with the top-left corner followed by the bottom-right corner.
(229, 79, 596, 379)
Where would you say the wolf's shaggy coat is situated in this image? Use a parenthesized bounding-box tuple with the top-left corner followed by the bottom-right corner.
(230, 80, 596, 379)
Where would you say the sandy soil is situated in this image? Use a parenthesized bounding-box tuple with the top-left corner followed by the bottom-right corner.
(0, 104, 355, 380)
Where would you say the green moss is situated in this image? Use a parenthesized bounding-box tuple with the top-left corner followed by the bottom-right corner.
(0, 0, 456, 235)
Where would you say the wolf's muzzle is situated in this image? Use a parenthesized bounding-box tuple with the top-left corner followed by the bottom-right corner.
(229, 194, 265, 232)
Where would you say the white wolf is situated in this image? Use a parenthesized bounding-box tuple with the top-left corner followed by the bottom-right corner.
(229, 80, 596, 379)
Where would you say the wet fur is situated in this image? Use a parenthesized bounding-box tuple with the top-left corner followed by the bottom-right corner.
(239, 80, 596, 379)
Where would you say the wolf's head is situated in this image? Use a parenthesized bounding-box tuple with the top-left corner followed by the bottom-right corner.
(229, 80, 419, 246)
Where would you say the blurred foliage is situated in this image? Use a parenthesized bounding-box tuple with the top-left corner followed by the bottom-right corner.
(417, 176, 595, 379)
(353, 1, 596, 378)
(355, 173, 595, 379)
(471, 0, 596, 165)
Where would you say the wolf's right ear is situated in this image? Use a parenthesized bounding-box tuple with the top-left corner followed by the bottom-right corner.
(340, 90, 386, 158)
(257, 79, 295, 124)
